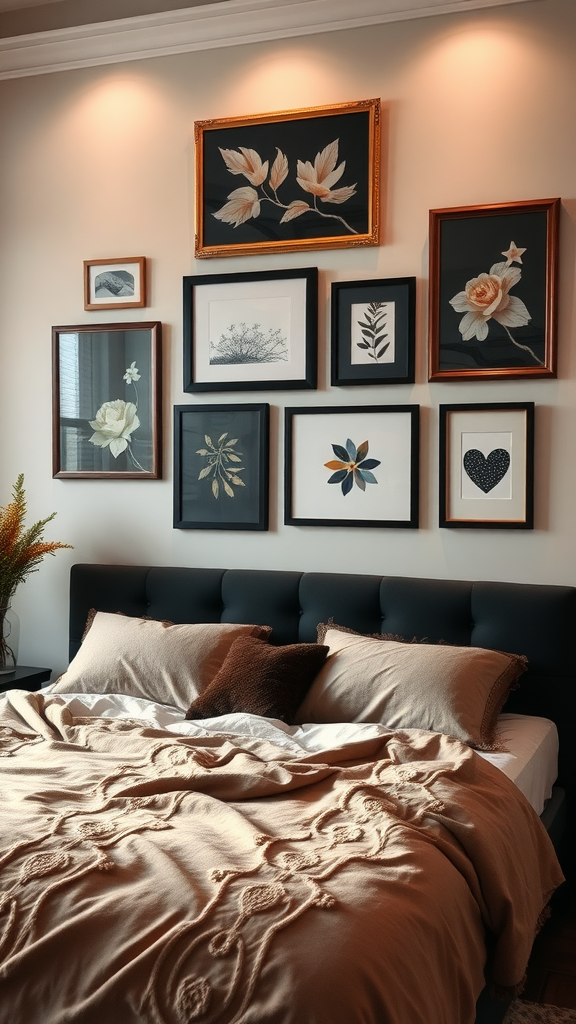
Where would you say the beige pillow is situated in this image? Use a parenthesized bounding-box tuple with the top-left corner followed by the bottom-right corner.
(294, 623, 527, 749)
(51, 612, 272, 710)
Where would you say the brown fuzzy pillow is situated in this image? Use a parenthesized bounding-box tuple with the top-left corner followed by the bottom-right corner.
(185, 635, 329, 724)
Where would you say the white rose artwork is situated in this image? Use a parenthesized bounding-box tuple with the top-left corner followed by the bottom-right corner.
(88, 362, 145, 470)
(449, 242, 543, 367)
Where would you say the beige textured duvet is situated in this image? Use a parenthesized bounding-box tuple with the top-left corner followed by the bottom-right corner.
(0, 691, 564, 1024)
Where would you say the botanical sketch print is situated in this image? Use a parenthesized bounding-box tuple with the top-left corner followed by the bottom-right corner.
(196, 433, 245, 499)
(214, 139, 358, 236)
(89, 362, 146, 472)
(460, 431, 512, 500)
(449, 242, 542, 366)
(325, 439, 381, 496)
(208, 296, 291, 366)
(350, 301, 395, 364)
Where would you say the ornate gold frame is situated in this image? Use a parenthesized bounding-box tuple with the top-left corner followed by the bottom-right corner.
(194, 98, 380, 259)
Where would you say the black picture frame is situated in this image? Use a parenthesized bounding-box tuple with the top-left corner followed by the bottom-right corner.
(331, 277, 416, 386)
(439, 402, 534, 529)
(174, 403, 269, 530)
(194, 98, 380, 259)
(183, 267, 318, 392)
(284, 404, 419, 528)
(429, 198, 560, 381)
(52, 321, 162, 479)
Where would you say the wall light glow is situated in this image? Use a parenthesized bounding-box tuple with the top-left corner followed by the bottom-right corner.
(221, 48, 346, 114)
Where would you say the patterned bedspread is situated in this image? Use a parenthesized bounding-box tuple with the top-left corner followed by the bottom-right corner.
(0, 690, 564, 1024)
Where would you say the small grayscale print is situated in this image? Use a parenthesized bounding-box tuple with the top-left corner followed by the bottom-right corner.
(95, 271, 135, 298)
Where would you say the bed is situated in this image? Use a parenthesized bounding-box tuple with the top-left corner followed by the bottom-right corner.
(0, 563, 574, 1024)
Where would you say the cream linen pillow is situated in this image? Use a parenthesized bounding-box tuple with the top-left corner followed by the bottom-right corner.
(294, 624, 527, 749)
(50, 611, 272, 710)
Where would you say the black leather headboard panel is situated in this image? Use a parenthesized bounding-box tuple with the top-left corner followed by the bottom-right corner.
(68, 564, 576, 796)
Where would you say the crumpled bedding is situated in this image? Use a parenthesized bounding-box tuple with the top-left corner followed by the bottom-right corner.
(0, 690, 564, 1024)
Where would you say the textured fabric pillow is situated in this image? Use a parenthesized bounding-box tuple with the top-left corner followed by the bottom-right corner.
(185, 635, 329, 724)
(294, 623, 527, 749)
(50, 611, 272, 709)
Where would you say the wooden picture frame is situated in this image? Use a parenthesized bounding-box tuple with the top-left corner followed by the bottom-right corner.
(429, 199, 560, 381)
(331, 277, 415, 386)
(173, 403, 269, 530)
(52, 321, 162, 479)
(285, 405, 419, 528)
(439, 402, 534, 528)
(183, 267, 317, 392)
(194, 98, 380, 258)
(83, 257, 147, 310)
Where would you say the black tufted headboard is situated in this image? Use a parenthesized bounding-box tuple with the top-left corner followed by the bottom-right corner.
(69, 564, 576, 803)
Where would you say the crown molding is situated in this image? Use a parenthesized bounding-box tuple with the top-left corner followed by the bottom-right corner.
(0, 0, 535, 81)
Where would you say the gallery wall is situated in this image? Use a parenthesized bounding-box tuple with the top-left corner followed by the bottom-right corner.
(0, 0, 575, 676)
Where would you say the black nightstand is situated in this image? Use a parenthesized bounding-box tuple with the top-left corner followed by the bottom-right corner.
(0, 666, 51, 693)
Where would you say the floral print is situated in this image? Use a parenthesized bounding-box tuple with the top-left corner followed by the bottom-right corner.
(325, 439, 380, 496)
(214, 139, 358, 235)
(449, 242, 542, 365)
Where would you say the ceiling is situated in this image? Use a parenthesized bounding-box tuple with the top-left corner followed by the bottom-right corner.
(0, 0, 540, 78)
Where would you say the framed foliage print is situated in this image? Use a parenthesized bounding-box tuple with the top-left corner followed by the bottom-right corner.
(194, 98, 380, 258)
(174, 403, 269, 530)
(429, 198, 559, 381)
(183, 267, 317, 392)
(331, 277, 415, 386)
(284, 405, 419, 528)
(439, 402, 534, 528)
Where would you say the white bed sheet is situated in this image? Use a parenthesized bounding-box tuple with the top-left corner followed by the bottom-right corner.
(477, 712, 558, 816)
(29, 691, 559, 816)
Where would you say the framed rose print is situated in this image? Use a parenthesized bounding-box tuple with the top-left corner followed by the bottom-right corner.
(194, 98, 380, 258)
(284, 405, 419, 528)
(429, 199, 560, 381)
(439, 402, 534, 528)
(52, 322, 162, 479)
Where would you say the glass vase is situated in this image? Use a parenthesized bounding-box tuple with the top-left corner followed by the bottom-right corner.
(0, 604, 19, 674)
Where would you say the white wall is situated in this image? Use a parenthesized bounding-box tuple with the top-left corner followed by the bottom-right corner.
(1, 0, 575, 677)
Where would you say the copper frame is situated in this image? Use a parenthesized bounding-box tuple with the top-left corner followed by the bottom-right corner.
(428, 198, 560, 381)
(194, 98, 380, 259)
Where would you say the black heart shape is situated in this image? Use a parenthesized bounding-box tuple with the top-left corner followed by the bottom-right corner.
(463, 448, 510, 493)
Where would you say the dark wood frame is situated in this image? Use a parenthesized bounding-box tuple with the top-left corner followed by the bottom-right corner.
(194, 98, 380, 259)
(83, 257, 147, 311)
(284, 404, 419, 528)
(173, 403, 269, 530)
(439, 402, 534, 529)
(429, 198, 560, 381)
(52, 321, 162, 479)
(183, 267, 317, 392)
(331, 276, 415, 386)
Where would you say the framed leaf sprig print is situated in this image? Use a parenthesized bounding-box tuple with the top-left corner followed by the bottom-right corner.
(439, 403, 534, 529)
(284, 405, 419, 528)
(331, 277, 416, 386)
(174, 404, 269, 530)
(194, 98, 380, 258)
(429, 198, 559, 381)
